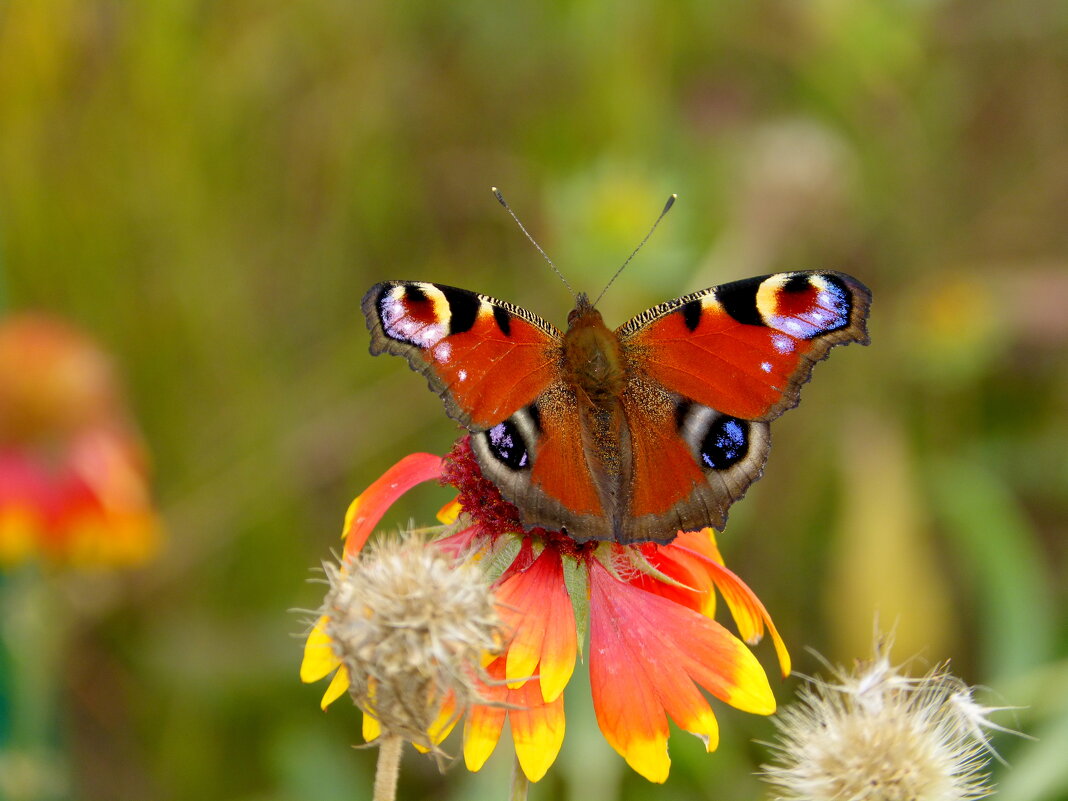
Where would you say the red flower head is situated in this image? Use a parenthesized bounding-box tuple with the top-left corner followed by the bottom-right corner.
(0, 314, 161, 567)
(302, 439, 789, 783)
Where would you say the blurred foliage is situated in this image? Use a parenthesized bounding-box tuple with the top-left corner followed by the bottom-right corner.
(1, 0, 1066, 799)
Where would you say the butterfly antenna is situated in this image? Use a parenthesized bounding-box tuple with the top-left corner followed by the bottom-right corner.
(492, 187, 575, 298)
(594, 193, 677, 307)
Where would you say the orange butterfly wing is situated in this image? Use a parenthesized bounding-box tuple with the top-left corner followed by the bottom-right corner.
(620, 271, 871, 421)
(363, 281, 562, 429)
(612, 271, 871, 538)
(363, 281, 609, 529)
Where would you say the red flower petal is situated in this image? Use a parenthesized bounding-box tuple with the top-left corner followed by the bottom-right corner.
(672, 532, 791, 676)
(633, 540, 716, 615)
(588, 558, 775, 782)
(508, 667, 565, 782)
(341, 453, 443, 557)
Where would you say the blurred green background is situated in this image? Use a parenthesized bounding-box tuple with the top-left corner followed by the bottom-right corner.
(1, 0, 1067, 798)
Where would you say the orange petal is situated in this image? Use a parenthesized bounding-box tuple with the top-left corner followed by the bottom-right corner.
(618, 578, 775, 714)
(496, 566, 549, 690)
(601, 579, 721, 752)
(363, 711, 381, 742)
(638, 541, 716, 616)
(589, 558, 776, 780)
(464, 656, 567, 781)
(341, 453, 443, 558)
(538, 554, 578, 702)
(413, 693, 460, 753)
(436, 497, 463, 524)
(676, 528, 724, 563)
(671, 619, 776, 716)
(675, 538, 791, 677)
(589, 561, 671, 782)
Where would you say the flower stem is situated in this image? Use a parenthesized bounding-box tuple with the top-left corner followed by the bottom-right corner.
(372, 735, 403, 801)
(0, 567, 68, 800)
(510, 752, 529, 801)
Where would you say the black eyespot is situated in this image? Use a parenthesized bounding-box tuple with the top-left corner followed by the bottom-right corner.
(700, 416, 749, 470)
(483, 418, 530, 471)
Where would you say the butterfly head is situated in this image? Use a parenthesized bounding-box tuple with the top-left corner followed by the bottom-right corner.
(563, 292, 624, 408)
(567, 292, 598, 327)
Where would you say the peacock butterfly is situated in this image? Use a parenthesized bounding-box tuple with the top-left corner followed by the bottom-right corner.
(362, 269, 870, 545)
(361, 193, 870, 545)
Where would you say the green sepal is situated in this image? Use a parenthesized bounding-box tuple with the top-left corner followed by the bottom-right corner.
(481, 534, 523, 586)
(561, 554, 590, 662)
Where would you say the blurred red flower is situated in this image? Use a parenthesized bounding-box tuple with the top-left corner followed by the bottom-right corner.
(0, 314, 161, 567)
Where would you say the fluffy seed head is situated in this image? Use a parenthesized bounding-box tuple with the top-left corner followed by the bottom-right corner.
(319, 534, 504, 750)
(762, 642, 1002, 801)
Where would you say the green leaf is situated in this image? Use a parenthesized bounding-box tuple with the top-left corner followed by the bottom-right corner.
(928, 456, 1055, 681)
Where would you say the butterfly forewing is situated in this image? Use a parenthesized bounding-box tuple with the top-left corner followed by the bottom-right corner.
(618, 271, 871, 422)
(362, 281, 562, 429)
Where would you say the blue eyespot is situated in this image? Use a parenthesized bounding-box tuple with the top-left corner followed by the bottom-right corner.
(485, 419, 530, 471)
(700, 416, 749, 470)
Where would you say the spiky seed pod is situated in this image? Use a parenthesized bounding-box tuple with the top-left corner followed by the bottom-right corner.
(761, 646, 1005, 801)
(319, 534, 504, 751)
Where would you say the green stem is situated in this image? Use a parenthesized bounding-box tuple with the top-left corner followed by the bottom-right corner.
(510, 752, 529, 801)
(0, 567, 68, 800)
(372, 735, 403, 801)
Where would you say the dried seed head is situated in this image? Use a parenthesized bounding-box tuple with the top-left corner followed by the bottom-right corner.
(319, 534, 504, 750)
(761, 641, 1012, 801)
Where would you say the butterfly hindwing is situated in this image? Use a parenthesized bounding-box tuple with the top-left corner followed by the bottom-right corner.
(469, 388, 613, 538)
(362, 281, 562, 430)
(621, 393, 772, 541)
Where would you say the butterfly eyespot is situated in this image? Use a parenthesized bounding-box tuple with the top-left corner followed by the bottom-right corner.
(699, 415, 750, 470)
(483, 418, 531, 471)
(675, 402, 752, 471)
(378, 283, 450, 348)
(762, 273, 853, 340)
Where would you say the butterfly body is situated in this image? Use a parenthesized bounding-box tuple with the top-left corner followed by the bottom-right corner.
(363, 272, 871, 545)
(562, 295, 625, 409)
